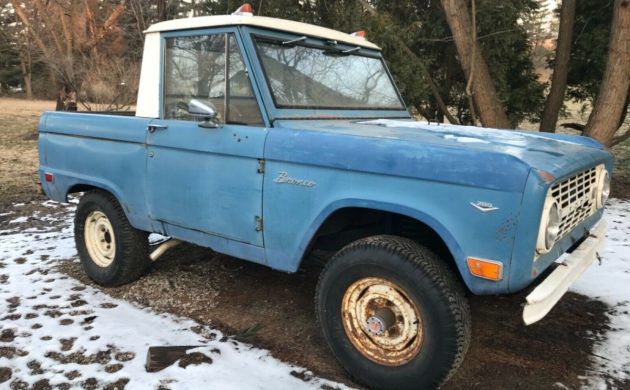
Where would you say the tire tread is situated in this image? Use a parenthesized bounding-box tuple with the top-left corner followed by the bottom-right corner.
(75, 190, 150, 287)
(315, 234, 471, 388)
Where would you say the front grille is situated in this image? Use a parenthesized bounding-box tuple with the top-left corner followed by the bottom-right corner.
(550, 167, 598, 241)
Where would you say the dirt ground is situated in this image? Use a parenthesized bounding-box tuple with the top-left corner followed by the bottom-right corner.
(1, 97, 629, 389)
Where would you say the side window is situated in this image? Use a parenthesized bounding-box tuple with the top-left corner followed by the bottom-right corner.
(163, 33, 263, 126)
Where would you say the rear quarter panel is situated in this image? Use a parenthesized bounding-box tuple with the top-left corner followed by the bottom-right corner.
(38, 112, 154, 231)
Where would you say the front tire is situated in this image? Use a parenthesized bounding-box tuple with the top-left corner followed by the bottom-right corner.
(74, 190, 150, 287)
(315, 235, 471, 390)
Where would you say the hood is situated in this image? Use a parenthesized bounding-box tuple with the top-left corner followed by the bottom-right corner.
(266, 119, 612, 193)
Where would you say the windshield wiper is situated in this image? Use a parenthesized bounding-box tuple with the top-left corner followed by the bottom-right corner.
(323, 46, 361, 57)
(341, 46, 361, 54)
(282, 36, 307, 45)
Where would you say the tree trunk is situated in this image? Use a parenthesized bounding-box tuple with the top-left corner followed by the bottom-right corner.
(618, 87, 630, 128)
(18, 56, 33, 99)
(23, 69, 32, 100)
(585, 0, 630, 147)
(540, 0, 576, 133)
(55, 84, 77, 111)
(157, 0, 167, 21)
(440, 0, 512, 128)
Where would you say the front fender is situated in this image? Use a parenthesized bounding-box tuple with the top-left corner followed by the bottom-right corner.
(262, 161, 523, 294)
(298, 198, 468, 282)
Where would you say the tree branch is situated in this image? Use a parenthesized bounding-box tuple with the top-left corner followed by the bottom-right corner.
(8, 0, 54, 60)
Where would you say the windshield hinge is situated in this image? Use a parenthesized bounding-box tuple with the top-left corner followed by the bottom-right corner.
(257, 159, 265, 174)
(255, 216, 263, 232)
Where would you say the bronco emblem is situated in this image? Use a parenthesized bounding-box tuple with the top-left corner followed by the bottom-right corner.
(273, 171, 316, 188)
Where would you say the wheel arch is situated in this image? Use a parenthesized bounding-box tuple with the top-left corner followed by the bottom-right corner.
(67, 182, 123, 207)
(297, 199, 469, 289)
(65, 181, 138, 228)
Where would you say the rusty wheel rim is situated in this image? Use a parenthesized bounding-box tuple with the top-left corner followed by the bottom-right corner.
(341, 277, 423, 366)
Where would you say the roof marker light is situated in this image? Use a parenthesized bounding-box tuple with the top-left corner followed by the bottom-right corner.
(232, 3, 253, 16)
(351, 30, 367, 39)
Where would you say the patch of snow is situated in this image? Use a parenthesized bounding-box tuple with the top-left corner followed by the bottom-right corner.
(149, 233, 170, 245)
(443, 134, 490, 144)
(8, 216, 28, 224)
(571, 199, 630, 388)
(360, 118, 526, 141)
(41, 200, 59, 208)
(359, 118, 582, 145)
(0, 202, 351, 389)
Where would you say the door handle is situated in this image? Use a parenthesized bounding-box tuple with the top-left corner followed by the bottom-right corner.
(147, 124, 168, 133)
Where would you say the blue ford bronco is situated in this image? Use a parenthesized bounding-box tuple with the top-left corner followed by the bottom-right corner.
(38, 4, 613, 389)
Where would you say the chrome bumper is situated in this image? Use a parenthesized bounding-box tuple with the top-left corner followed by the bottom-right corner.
(522, 219, 608, 325)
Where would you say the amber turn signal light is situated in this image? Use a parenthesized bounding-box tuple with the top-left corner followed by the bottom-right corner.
(467, 257, 503, 281)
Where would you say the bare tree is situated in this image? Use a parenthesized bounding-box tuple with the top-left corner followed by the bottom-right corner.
(584, 0, 630, 146)
(440, 0, 512, 128)
(15, 28, 33, 99)
(540, 0, 575, 133)
(8, 0, 129, 110)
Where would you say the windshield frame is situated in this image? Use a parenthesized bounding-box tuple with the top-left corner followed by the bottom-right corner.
(252, 34, 406, 111)
(240, 26, 410, 121)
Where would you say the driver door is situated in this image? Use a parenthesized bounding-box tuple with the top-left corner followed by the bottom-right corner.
(146, 29, 267, 247)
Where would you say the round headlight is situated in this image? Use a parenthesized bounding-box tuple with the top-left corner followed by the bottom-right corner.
(545, 202, 561, 250)
(537, 196, 562, 255)
(597, 170, 610, 208)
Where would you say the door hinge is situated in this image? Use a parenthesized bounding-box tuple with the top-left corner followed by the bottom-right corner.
(257, 159, 265, 173)
(255, 216, 263, 232)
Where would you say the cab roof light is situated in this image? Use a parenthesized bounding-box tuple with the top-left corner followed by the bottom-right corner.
(467, 257, 503, 281)
(232, 3, 253, 16)
(351, 30, 367, 39)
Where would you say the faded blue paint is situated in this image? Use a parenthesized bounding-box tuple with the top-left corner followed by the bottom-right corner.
(37, 23, 614, 296)
(145, 119, 267, 247)
(39, 112, 154, 231)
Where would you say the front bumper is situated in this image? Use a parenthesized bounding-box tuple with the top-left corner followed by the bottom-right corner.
(522, 219, 608, 325)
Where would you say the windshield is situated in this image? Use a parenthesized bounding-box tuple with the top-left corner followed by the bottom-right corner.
(254, 38, 405, 110)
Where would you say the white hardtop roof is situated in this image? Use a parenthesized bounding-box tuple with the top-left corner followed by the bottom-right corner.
(145, 14, 380, 50)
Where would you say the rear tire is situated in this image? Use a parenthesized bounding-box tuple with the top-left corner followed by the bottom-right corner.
(315, 235, 471, 390)
(74, 190, 150, 287)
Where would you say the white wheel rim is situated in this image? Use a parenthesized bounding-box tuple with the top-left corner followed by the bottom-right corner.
(84, 210, 116, 267)
(341, 277, 423, 366)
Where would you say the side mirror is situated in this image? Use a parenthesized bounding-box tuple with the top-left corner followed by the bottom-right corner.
(182, 99, 221, 128)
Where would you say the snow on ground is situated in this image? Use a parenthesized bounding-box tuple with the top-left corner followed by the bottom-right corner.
(0, 201, 349, 389)
(571, 198, 630, 388)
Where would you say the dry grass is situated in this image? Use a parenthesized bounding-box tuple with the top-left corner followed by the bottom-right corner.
(0, 98, 56, 117)
(0, 98, 55, 210)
